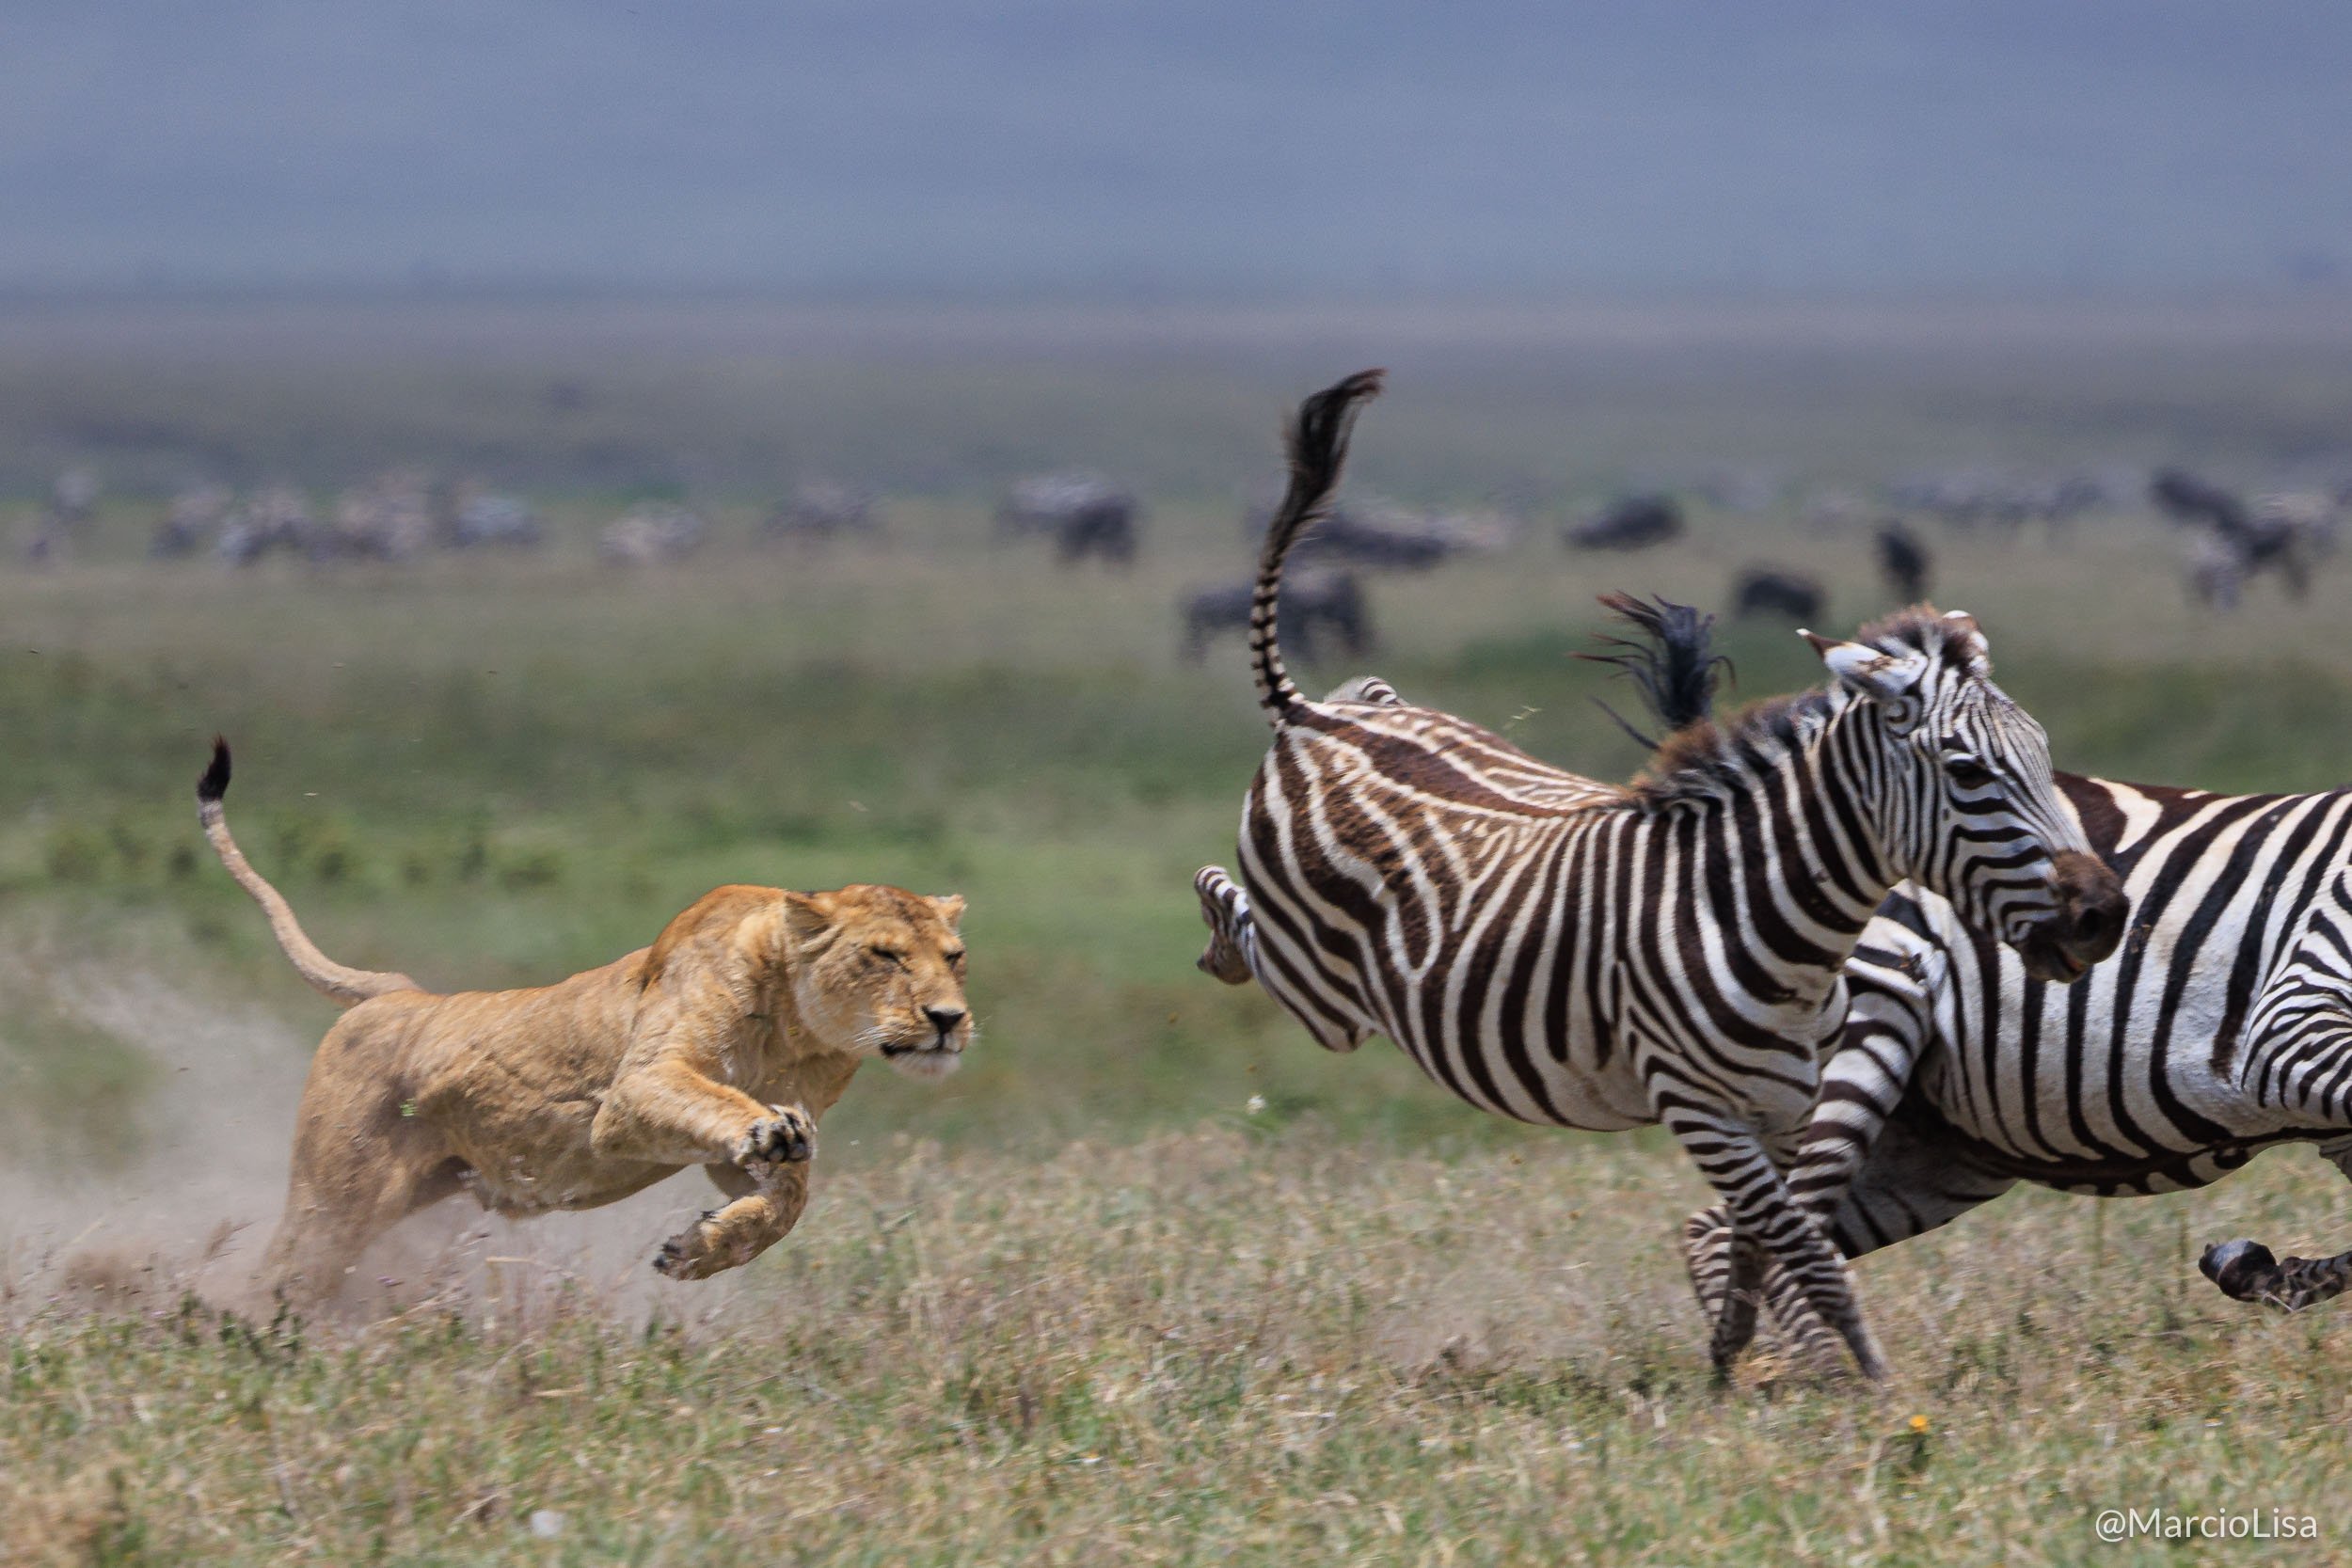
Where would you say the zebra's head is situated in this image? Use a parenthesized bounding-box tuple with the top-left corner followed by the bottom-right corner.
(1804, 609, 2126, 982)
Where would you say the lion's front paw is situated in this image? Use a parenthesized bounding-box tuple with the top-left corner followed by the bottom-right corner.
(653, 1214, 729, 1281)
(734, 1107, 815, 1168)
(652, 1231, 704, 1279)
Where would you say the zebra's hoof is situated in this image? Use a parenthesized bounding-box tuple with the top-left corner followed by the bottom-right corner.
(2199, 1238, 2278, 1301)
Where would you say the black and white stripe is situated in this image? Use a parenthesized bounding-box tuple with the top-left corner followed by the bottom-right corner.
(1196, 372, 2123, 1380)
(1688, 771, 2352, 1364)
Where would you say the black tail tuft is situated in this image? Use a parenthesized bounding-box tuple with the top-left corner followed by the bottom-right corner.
(1250, 369, 1387, 723)
(1577, 593, 1732, 745)
(198, 737, 231, 804)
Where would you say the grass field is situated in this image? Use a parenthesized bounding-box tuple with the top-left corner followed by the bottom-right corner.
(6, 298, 2352, 1562)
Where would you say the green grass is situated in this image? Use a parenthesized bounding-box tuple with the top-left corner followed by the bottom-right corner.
(10, 309, 2352, 1561)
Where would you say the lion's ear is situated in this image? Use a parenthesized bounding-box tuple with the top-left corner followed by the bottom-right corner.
(780, 891, 837, 944)
(928, 894, 967, 930)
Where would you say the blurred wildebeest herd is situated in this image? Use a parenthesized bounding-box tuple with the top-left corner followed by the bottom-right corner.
(16, 454, 2352, 657)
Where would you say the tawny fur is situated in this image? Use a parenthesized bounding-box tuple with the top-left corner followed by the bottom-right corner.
(198, 742, 973, 1302)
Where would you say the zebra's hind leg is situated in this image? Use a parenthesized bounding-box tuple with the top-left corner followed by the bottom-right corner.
(1193, 866, 1257, 985)
(1683, 1207, 1848, 1377)
(1690, 1114, 2019, 1374)
(1667, 1109, 1889, 1383)
(1703, 1226, 1768, 1382)
(1682, 954, 1940, 1372)
(2200, 1139, 2352, 1310)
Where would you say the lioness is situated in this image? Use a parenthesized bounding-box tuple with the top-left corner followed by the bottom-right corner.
(194, 740, 974, 1301)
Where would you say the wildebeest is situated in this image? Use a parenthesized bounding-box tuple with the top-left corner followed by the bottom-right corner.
(1873, 520, 1931, 603)
(2152, 468, 2337, 609)
(217, 486, 317, 566)
(2150, 467, 2249, 532)
(1563, 494, 1682, 552)
(997, 473, 1137, 565)
(443, 489, 542, 548)
(151, 483, 234, 558)
(1892, 468, 2109, 532)
(24, 468, 103, 562)
(1251, 502, 1454, 570)
(326, 472, 436, 561)
(762, 482, 880, 546)
(1730, 566, 1825, 622)
(599, 503, 707, 566)
(1180, 570, 1371, 665)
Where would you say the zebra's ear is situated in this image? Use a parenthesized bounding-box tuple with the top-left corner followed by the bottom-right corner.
(1800, 629, 1929, 705)
(1939, 610, 1992, 675)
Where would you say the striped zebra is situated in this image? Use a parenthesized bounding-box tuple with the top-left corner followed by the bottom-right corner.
(1625, 634, 2352, 1370)
(1192, 372, 2126, 1380)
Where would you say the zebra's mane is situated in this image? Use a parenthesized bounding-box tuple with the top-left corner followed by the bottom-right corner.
(1629, 603, 1979, 809)
(1632, 689, 1836, 808)
(1850, 603, 1991, 680)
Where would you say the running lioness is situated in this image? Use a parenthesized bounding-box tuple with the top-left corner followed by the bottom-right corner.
(196, 741, 974, 1301)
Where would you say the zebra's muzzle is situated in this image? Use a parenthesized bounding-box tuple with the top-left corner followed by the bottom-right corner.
(2014, 848, 2127, 983)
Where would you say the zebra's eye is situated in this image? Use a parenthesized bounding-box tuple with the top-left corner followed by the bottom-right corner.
(1944, 756, 1995, 789)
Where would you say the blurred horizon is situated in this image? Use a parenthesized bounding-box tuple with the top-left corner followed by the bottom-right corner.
(7, 3, 2349, 301)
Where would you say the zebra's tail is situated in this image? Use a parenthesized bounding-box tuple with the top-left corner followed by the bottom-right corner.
(197, 738, 421, 1007)
(1577, 592, 1733, 746)
(1251, 369, 1386, 726)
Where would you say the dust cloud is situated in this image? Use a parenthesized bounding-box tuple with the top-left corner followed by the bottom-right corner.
(0, 962, 748, 1332)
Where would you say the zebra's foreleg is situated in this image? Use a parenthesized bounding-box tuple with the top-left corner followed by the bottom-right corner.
(2200, 1139, 2352, 1311)
(1787, 974, 1935, 1220)
(2200, 1240, 2352, 1309)
(1193, 865, 1258, 985)
(2201, 948, 2352, 1309)
(1666, 1109, 1889, 1382)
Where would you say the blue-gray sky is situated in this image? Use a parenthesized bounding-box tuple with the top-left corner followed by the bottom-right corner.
(4, 3, 2348, 297)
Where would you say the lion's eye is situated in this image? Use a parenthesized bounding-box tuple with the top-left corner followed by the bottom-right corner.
(945, 950, 966, 968)
(1945, 756, 1994, 789)
(868, 947, 906, 970)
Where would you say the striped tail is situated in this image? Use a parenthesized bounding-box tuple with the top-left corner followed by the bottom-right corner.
(196, 738, 420, 1007)
(1250, 369, 1385, 725)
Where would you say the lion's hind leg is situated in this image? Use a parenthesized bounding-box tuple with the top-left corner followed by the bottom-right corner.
(262, 1100, 465, 1306)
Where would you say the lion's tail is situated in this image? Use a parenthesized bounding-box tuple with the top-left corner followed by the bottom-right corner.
(197, 738, 420, 1007)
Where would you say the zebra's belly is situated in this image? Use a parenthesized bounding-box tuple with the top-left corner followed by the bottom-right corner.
(1377, 1011, 1654, 1131)
(1916, 991, 2305, 1184)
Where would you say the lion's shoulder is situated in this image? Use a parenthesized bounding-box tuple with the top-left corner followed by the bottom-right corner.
(637, 885, 789, 989)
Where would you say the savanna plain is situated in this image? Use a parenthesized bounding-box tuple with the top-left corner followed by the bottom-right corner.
(5, 299, 2352, 1564)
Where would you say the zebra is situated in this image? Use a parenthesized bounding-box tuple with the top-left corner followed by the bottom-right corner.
(1615, 622, 2352, 1371)
(1191, 371, 2126, 1380)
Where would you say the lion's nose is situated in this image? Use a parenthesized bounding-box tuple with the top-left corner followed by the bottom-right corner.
(925, 1005, 967, 1035)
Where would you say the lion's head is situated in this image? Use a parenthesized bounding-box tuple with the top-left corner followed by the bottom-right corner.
(784, 885, 973, 1080)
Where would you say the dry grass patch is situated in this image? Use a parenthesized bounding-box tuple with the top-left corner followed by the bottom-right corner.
(6, 1126, 2350, 1565)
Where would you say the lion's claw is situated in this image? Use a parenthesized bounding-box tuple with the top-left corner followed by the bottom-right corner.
(735, 1108, 814, 1167)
